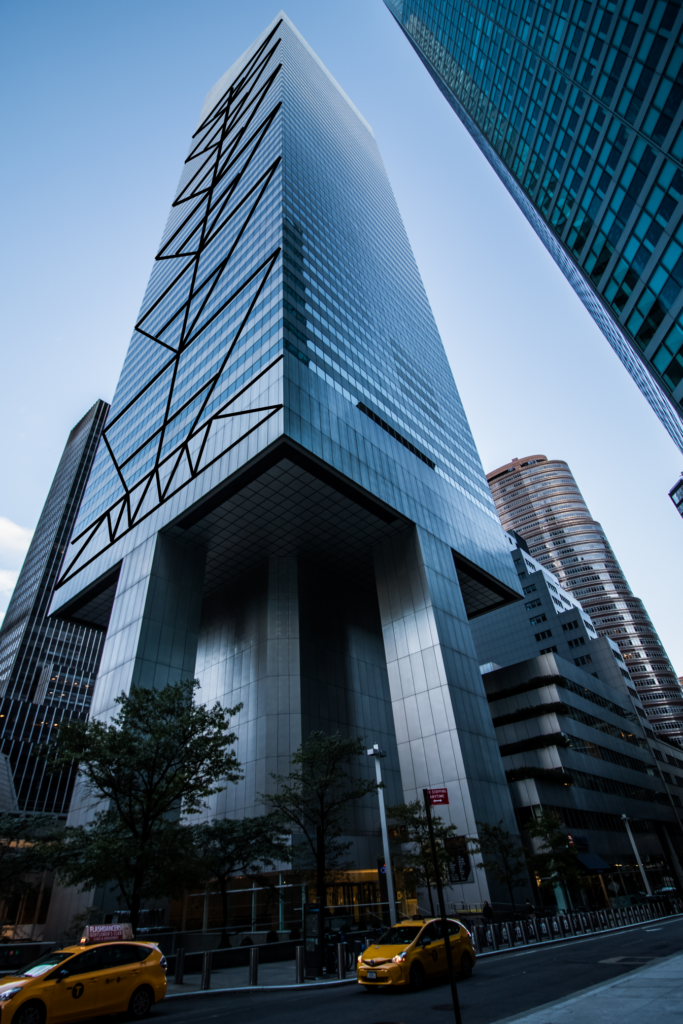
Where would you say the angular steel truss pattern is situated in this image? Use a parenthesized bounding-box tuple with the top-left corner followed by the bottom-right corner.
(58, 23, 285, 587)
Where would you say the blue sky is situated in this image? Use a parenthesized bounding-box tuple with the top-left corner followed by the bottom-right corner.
(1, 0, 681, 670)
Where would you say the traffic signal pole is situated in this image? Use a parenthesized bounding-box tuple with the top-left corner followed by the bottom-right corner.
(424, 788, 463, 1024)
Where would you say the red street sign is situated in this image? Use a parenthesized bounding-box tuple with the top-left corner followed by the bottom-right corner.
(427, 787, 449, 805)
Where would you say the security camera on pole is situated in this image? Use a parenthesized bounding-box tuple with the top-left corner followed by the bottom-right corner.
(367, 744, 397, 926)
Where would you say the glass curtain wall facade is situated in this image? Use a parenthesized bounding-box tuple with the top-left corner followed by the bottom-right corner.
(47, 14, 529, 931)
(385, 0, 683, 452)
(486, 455, 683, 743)
(0, 401, 108, 812)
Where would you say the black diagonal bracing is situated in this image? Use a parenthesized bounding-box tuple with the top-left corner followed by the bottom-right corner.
(58, 22, 285, 588)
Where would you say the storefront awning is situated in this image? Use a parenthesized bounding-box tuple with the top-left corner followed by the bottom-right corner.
(577, 853, 611, 873)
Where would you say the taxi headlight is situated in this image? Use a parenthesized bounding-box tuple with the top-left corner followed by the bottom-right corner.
(0, 987, 22, 1002)
(391, 952, 407, 964)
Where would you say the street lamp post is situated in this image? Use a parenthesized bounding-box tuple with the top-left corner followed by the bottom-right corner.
(367, 744, 397, 925)
(621, 814, 652, 896)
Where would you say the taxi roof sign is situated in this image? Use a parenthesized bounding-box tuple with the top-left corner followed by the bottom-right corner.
(81, 923, 134, 944)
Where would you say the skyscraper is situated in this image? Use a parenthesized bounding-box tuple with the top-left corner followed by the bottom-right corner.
(47, 13, 526, 926)
(486, 455, 683, 743)
(384, 0, 683, 452)
(0, 401, 108, 812)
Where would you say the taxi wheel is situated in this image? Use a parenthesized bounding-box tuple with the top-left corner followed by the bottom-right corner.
(11, 1001, 46, 1024)
(409, 961, 426, 991)
(127, 985, 154, 1020)
(459, 953, 473, 980)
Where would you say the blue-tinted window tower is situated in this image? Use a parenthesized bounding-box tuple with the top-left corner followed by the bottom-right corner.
(385, 0, 683, 452)
(49, 14, 526, 922)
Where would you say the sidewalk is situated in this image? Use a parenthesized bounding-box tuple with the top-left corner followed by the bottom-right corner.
(496, 951, 683, 1024)
(166, 960, 355, 996)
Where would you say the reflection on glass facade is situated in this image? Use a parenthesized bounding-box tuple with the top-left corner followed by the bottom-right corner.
(0, 401, 108, 812)
(49, 15, 526, 924)
(670, 472, 683, 512)
(385, 0, 683, 451)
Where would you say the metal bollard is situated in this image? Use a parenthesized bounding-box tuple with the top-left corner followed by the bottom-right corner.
(337, 942, 346, 980)
(567, 913, 575, 936)
(296, 945, 305, 984)
(489, 923, 499, 950)
(201, 951, 211, 991)
(353, 940, 363, 965)
(249, 946, 259, 986)
(174, 947, 185, 985)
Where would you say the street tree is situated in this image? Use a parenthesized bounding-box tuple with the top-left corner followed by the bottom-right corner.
(46, 679, 242, 932)
(263, 732, 378, 907)
(387, 800, 458, 916)
(469, 820, 528, 917)
(195, 815, 291, 945)
(525, 810, 583, 908)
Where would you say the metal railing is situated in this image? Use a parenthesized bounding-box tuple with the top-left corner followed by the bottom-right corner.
(471, 898, 683, 955)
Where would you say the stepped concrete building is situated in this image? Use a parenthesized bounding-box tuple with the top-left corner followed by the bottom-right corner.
(486, 456, 683, 744)
(385, 0, 683, 451)
(0, 401, 108, 814)
(46, 14, 527, 931)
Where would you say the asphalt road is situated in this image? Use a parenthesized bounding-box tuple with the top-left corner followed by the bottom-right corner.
(147, 916, 683, 1024)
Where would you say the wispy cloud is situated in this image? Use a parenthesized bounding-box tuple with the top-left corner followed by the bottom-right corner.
(0, 517, 33, 622)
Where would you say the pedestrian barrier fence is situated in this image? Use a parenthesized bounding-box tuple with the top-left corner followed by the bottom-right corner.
(472, 898, 683, 955)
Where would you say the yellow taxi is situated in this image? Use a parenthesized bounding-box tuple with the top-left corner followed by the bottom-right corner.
(357, 918, 475, 991)
(0, 941, 167, 1024)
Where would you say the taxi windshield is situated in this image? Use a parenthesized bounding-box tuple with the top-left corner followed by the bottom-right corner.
(13, 952, 75, 978)
(376, 925, 422, 946)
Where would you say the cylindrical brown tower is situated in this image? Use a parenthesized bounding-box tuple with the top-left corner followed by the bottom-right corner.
(486, 455, 683, 744)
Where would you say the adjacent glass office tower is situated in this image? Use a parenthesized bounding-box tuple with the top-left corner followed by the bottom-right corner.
(0, 401, 108, 812)
(487, 455, 683, 743)
(385, 0, 683, 452)
(48, 14, 526, 925)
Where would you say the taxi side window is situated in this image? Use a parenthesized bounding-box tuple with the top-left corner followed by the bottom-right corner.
(99, 945, 146, 969)
(421, 923, 441, 943)
(63, 949, 101, 975)
(447, 921, 461, 935)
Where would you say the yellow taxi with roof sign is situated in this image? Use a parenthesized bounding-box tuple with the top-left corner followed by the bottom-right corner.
(0, 937, 167, 1024)
(357, 917, 475, 991)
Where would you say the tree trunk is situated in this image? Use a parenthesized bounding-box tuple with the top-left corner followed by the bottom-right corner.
(316, 826, 325, 911)
(220, 877, 230, 948)
(129, 861, 146, 935)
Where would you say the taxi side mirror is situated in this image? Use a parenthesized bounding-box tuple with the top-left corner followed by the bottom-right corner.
(55, 970, 69, 984)
(421, 938, 431, 947)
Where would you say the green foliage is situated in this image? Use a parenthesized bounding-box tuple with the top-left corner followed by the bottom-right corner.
(263, 732, 378, 905)
(0, 813, 55, 906)
(46, 679, 242, 932)
(195, 815, 291, 940)
(470, 820, 528, 915)
(525, 809, 583, 905)
(387, 800, 458, 916)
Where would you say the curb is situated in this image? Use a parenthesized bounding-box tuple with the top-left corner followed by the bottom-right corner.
(166, 977, 357, 999)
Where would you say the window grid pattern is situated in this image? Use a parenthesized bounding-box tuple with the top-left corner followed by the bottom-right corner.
(387, 0, 683, 450)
